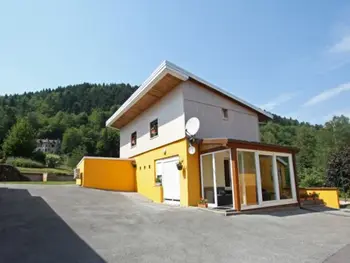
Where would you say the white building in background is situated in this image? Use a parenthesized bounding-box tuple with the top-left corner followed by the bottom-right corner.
(36, 139, 61, 154)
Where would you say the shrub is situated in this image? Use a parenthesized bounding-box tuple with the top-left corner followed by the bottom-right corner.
(299, 167, 325, 187)
(67, 146, 86, 168)
(45, 154, 61, 168)
(32, 150, 46, 163)
(6, 157, 45, 168)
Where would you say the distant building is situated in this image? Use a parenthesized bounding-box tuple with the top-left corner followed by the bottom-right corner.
(36, 139, 61, 154)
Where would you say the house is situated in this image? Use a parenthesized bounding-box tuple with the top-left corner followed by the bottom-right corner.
(101, 60, 300, 211)
(36, 139, 61, 154)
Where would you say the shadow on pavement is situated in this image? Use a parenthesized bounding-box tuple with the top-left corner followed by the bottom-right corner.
(239, 206, 338, 217)
(0, 187, 105, 263)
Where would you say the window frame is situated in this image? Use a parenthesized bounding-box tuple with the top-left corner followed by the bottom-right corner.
(150, 119, 158, 139)
(131, 131, 137, 147)
(236, 149, 297, 210)
(222, 108, 229, 120)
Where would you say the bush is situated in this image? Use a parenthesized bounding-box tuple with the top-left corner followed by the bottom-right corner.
(67, 146, 86, 168)
(6, 157, 45, 168)
(45, 154, 61, 168)
(299, 167, 325, 187)
(32, 150, 46, 163)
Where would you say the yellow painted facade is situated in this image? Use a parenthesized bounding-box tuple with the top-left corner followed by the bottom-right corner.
(133, 138, 201, 206)
(304, 188, 340, 209)
(78, 158, 136, 192)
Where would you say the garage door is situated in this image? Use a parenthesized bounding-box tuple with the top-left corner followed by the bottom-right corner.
(156, 157, 180, 202)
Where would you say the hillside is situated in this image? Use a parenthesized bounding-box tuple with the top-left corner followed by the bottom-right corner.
(0, 83, 137, 166)
(1, 84, 350, 188)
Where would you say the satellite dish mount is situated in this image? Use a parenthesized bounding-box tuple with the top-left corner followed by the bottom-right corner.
(185, 117, 200, 155)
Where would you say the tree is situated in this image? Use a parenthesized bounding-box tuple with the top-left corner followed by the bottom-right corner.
(2, 118, 36, 157)
(67, 146, 87, 168)
(294, 126, 317, 172)
(96, 128, 119, 157)
(61, 128, 83, 154)
(45, 154, 61, 168)
(326, 147, 350, 200)
(89, 109, 106, 130)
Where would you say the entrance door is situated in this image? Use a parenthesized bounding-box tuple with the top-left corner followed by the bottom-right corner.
(200, 149, 235, 209)
(159, 157, 180, 202)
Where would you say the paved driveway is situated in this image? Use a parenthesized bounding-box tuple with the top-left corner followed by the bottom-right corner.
(0, 184, 350, 263)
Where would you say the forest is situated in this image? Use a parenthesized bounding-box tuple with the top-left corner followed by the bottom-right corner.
(0, 83, 349, 193)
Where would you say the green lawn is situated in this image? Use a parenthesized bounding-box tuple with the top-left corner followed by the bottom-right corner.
(2, 181, 75, 185)
(18, 167, 73, 175)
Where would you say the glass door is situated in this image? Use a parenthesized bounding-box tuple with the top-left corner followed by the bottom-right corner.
(200, 154, 216, 206)
(214, 150, 233, 207)
(200, 149, 234, 208)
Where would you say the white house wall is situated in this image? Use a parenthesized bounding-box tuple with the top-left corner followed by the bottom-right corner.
(120, 85, 186, 158)
(183, 81, 260, 142)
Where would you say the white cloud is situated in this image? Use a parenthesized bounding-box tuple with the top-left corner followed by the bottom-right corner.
(329, 35, 350, 53)
(303, 82, 350, 107)
(324, 109, 350, 121)
(260, 93, 296, 111)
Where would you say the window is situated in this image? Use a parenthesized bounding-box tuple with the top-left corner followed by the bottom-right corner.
(131, 131, 137, 147)
(222, 108, 228, 120)
(150, 119, 158, 138)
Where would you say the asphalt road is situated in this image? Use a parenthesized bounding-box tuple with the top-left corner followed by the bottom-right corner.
(0, 184, 350, 263)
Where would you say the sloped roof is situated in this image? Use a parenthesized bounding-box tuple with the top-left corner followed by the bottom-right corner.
(106, 60, 272, 129)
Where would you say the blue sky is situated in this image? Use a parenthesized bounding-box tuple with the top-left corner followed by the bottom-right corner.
(1, 1, 350, 124)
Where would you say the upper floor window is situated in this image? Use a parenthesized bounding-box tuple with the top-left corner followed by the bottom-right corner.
(222, 108, 228, 120)
(150, 119, 158, 138)
(131, 131, 137, 147)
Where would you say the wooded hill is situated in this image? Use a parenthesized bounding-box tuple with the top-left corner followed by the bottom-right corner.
(1, 83, 350, 189)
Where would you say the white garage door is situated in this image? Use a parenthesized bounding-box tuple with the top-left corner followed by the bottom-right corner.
(156, 157, 180, 202)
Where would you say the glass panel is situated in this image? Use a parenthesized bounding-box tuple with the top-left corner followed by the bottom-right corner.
(238, 151, 259, 206)
(202, 154, 215, 204)
(259, 155, 278, 201)
(276, 156, 293, 199)
(214, 151, 233, 207)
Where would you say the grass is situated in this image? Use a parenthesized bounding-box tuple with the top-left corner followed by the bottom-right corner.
(2, 181, 75, 185)
(17, 167, 73, 175)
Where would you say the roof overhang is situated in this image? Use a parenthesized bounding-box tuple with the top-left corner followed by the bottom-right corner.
(106, 61, 273, 129)
(200, 138, 299, 154)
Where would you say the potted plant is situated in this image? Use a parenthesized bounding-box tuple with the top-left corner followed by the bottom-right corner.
(155, 176, 162, 186)
(198, 198, 208, 208)
(311, 192, 319, 200)
(176, 160, 183, 170)
(151, 128, 157, 136)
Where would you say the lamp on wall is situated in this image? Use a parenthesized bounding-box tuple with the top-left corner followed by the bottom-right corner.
(131, 160, 137, 168)
(176, 160, 183, 171)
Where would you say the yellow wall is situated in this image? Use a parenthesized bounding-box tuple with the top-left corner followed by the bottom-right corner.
(133, 139, 201, 206)
(185, 141, 200, 206)
(82, 158, 136, 192)
(303, 188, 340, 209)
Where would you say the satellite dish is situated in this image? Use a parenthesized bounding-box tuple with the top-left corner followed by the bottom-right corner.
(185, 117, 200, 136)
(188, 145, 196, 155)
